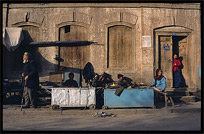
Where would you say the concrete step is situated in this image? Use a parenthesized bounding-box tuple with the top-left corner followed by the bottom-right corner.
(172, 96, 196, 103)
(166, 91, 191, 96)
(166, 87, 197, 92)
(165, 88, 198, 99)
(192, 92, 201, 101)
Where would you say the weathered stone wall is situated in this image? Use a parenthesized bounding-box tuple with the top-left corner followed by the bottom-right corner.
(2, 3, 201, 89)
(141, 7, 201, 88)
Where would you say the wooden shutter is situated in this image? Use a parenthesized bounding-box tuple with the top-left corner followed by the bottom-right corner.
(108, 25, 133, 69)
(60, 25, 87, 41)
(59, 25, 89, 69)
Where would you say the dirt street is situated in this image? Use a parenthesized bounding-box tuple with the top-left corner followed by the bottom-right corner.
(2, 102, 201, 131)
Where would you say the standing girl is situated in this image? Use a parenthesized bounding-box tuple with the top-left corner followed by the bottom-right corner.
(173, 53, 183, 88)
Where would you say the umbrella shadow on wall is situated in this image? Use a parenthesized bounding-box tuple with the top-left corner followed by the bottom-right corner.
(3, 29, 97, 87)
(3, 30, 34, 79)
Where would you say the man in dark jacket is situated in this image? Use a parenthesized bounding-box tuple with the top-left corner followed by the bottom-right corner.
(117, 74, 138, 88)
(64, 72, 78, 87)
(22, 52, 39, 108)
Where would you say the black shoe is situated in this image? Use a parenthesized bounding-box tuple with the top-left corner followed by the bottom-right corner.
(22, 105, 30, 108)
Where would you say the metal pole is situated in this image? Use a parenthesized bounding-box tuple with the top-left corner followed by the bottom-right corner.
(58, 28, 61, 72)
(58, 46, 60, 71)
(6, 3, 9, 27)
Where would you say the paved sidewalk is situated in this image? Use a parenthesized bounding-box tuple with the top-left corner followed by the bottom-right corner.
(3, 101, 201, 116)
(168, 101, 201, 114)
(2, 101, 201, 131)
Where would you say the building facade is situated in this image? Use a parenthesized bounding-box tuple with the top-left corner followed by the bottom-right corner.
(2, 3, 201, 90)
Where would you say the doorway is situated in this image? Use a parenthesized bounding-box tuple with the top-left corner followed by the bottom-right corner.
(159, 35, 188, 88)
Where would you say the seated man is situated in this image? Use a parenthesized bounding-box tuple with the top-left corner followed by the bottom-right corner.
(117, 74, 137, 88)
(64, 72, 78, 88)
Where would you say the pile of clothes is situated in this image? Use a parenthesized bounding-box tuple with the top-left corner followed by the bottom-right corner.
(92, 72, 114, 88)
(83, 62, 113, 88)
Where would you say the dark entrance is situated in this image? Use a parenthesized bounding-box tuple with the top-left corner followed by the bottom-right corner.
(159, 35, 188, 88)
(172, 36, 188, 87)
(172, 36, 187, 57)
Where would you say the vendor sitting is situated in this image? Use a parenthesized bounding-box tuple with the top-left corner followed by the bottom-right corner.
(117, 74, 137, 88)
(64, 72, 78, 88)
(149, 68, 166, 92)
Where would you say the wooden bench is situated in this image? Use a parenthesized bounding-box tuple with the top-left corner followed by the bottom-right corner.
(159, 92, 175, 109)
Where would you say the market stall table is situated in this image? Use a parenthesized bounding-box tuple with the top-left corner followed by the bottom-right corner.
(103, 88, 155, 109)
(51, 87, 96, 109)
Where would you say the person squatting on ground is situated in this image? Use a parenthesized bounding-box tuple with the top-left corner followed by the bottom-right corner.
(63, 72, 78, 88)
(173, 53, 184, 88)
(22, 52, 39, 108)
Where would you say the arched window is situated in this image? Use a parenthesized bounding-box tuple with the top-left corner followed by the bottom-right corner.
(58, 24, 89, 69)
(59, 25, 88, 41)
(107, 25, 133, 69)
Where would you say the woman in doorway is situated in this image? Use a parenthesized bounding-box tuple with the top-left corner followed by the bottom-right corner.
(173, 53, 183, 88)
(149, 68, 166, 92)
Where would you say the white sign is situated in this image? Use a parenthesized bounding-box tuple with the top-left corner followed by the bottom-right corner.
(142, 36, 151, 47)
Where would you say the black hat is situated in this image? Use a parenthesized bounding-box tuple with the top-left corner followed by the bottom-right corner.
(117, 74, 123, 79)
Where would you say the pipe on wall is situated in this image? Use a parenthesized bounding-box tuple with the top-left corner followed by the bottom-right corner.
(6, 3, 9, 27)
